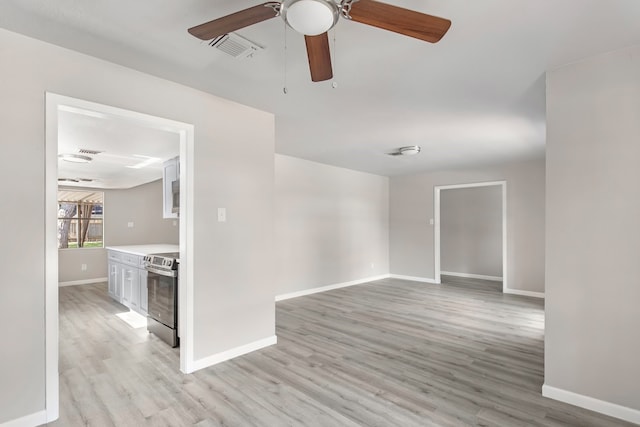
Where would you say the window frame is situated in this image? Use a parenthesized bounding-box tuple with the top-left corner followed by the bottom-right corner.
(57, 190, 104, 250)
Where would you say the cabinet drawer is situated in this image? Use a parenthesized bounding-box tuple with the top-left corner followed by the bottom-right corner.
(121, 253, 141, 267)
(108, 251, 122, 262)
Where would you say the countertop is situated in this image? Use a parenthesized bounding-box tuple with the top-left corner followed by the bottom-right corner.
(106, 244, 179, 256)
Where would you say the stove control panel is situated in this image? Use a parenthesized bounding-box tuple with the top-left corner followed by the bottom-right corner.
(143, 253, 178, 270)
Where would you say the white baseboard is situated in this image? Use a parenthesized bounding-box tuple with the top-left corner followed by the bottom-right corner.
(192, 335, 277, 372)
(542, 384, 640, 425)
(275, 274, 391, 302)
(389, 274, 438, 284)
(440, 271, 503, 282)
(504, 288, 545, 299)
(58, 277, 107, 287)
(0, 410, 47, 427)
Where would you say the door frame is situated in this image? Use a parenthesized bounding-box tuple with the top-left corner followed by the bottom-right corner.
(434, 181, 507, 292)
(45, 93, 195, 422)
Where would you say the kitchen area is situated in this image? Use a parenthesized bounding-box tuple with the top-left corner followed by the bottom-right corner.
(104, 156, 182, 347)
(106, 244, 180, 347)
(57, 103, 184, 349)
(46, 89, 275, 407)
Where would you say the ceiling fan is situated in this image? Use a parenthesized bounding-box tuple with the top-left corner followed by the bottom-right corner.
(188, 0, 451, 82)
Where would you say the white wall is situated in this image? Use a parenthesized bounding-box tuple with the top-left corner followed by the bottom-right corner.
(441, 186, 503, 278)
(389, 158, 545, 293)
(0, 27, 274, 424)
(104, 179, 179, 246)
(275, 154, 389, 296)
(58, 180, 179, 284)
(545, 44, 640, 419)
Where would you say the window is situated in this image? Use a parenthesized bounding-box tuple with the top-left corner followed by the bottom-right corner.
(57, 190, 104, 249)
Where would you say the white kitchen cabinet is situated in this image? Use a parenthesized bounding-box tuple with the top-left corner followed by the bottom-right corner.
(121, 265, 139, 309)
(163, 156, 179, 219)
(108, 250, 123, 300)
(107, 249, 147, 316)
(106, 245, 179, 316)
(108, 261, 122, 300)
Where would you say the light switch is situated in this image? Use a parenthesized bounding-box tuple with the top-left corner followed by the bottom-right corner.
(218, 208, 226, 222)
(429, 218, 434, 226)
(127, 222, 134, 228)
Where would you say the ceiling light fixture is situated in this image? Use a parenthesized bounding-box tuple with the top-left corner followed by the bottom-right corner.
(282, 0, 340, 36)
(127, 155, 162, 169)
(58, 153, 93, 163)
(398, 145, 421, 156)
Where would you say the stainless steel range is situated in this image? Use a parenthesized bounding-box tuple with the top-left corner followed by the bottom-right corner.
(143, 252, 179, 347)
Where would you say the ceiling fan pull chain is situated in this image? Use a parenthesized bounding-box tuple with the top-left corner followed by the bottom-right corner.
(283, 20, 288, 94)
(332, 26, 338, 89)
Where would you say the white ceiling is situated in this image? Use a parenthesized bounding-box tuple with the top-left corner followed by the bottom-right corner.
(57, 108, 179, 189)
(3, 0, 640, 176)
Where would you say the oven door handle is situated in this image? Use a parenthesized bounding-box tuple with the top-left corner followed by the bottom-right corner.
(146, 266, 178, 278)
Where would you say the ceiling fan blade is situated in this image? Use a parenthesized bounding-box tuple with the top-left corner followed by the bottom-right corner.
(188, 3, 279, 40)
(348, 0, 451, 43)
(305, 33, 333, 82)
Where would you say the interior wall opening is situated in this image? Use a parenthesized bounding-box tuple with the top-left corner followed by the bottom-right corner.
(45, 93, 195, 422)
(434, 181, 507, 292)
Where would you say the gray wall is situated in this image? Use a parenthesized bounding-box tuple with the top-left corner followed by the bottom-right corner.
(58, 180, 179, 283)
(389, 158, 545, 293)
(275, 154, 389, 296)
(441, 186, 503, 278)
(0, 27, 274, 423)
(545, 44, 640, 411)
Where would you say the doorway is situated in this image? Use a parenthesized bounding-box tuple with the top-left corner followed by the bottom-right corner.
(434, 181, 507, 292)
(44, 93, 195, 421)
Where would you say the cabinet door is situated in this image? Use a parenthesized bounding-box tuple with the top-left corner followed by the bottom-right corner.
(108, 261, 118, 299)
(121, 266, 134, 307)
(115, 263, 123, 300)
(108, 251, 124, 302)
(139, 269, 149, 314)
(163, 157, 178, 219)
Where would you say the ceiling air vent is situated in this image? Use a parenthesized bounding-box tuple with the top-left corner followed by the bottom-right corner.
(78, 148, 103, 155)
(209, 33, 263, 59)
(58, 177, 96, 183)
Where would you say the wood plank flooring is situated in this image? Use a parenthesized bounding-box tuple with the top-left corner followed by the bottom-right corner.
(440, 274, 503, 293)
(50, 279, 636, 426)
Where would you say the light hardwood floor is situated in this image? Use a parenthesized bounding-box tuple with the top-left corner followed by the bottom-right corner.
(440, 274, 503, 293)
(50, 278, 635, 426)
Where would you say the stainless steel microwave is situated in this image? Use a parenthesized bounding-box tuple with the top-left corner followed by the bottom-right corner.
(171, 179, 180, 214)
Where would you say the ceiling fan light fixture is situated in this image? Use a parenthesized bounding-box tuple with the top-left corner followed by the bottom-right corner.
(282, 0, 339, 36)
